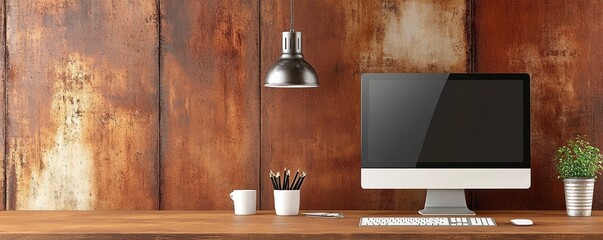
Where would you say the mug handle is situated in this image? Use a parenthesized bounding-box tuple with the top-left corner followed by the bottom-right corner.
(230, 192, 235, 201)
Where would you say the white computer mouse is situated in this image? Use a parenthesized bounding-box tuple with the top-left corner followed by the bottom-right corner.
(510, 219, 533, 226)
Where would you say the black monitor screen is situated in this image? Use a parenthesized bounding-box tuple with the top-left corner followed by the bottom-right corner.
(361, 73, 530, 168)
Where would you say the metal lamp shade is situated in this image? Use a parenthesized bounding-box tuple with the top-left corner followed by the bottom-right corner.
(265, 58, 318, 88)
(264, 31, 318, 88)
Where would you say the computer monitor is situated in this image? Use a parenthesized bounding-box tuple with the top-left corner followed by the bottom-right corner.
(361, 73, 530, 215)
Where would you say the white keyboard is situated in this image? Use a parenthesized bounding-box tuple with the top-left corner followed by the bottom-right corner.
(359, 217, 496, 226)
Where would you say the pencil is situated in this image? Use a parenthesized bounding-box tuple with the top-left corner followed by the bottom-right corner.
(283, 169, 287, 190)
(285, 169, 291, 190)
(269, 171, 277, 190)
(298, 175, 305, 190)
(291, 169, 300, 190)
(269, 170, 273, 187)
(293, 172, 304, 190)
(296, 172, 306, 190)
(282, 168, 287, 189)
(276, 172, 281, 190)
(291, 172, 301, 190)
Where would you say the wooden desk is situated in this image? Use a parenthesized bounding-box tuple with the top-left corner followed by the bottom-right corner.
(0, 210, 600, 239)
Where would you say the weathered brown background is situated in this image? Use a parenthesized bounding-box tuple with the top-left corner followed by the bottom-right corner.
(0, 0, 5, 211)
(260, 0, 470, 210)
(473, 0, 603, 210)
(160, 0, 260, 209)
(6, 0, 159, 210)
(0, 0, 600, 210)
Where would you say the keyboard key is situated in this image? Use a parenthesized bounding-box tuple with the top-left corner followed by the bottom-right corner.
(473, 218, 482, 225)
(486, 218, 495, 226)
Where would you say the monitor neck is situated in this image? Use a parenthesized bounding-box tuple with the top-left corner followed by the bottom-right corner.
(418, 189, 475, 215)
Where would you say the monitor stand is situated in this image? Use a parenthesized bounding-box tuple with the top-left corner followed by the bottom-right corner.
(419, 189, 475, 215)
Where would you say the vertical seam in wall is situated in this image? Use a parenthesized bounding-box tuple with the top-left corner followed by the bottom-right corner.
(257, 0, 262, 210)
(156, 0, 162, 210)
(469, 0, 476, 210)
(470, 0, 476, 74)
(3, 0, 7, 211)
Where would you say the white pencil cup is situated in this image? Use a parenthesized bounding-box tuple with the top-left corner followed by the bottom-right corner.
(274, 190, 300, 216)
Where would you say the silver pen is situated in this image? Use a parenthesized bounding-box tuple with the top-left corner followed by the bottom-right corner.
(303, 212, 345, 218)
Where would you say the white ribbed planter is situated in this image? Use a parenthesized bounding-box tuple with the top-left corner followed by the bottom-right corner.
(563, 178, 595, 217)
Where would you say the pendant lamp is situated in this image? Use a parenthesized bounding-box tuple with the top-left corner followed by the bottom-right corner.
(264, 0, 318, 88)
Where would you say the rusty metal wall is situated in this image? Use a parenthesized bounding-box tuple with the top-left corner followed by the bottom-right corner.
(260, 0, 470, 210)
(5, 0, 159, 210)
(473, 0, 603, 210)
(1, 0, 600, 211)
(159, 0, 260, 209)
(0, 0, 4, 211)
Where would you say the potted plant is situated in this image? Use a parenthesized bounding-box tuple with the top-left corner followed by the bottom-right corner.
(555, 136, 603, 216)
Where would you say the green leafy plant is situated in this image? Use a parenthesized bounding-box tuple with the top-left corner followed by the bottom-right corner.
(555, 136, 603, 179)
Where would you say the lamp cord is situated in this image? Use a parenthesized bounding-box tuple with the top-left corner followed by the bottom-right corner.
(290, 0, 294, 31)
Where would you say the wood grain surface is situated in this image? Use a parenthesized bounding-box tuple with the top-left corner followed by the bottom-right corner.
(473, 0, 603, 210)
(0, 210, 600, 239)
(260, 0, 470, 210)
(5, 0, 159, 210)
(160, 0, 260, 209)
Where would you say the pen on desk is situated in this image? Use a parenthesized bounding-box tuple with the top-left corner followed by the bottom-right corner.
(304, 212, 345, 218)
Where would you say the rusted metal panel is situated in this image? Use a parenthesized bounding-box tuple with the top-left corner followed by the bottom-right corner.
(0, 0, 5, 211)
(160, 0, 260, 209)
(474, 0, 603, 210)
(6, 0, 159, 210)
(260, 0, 469, 210)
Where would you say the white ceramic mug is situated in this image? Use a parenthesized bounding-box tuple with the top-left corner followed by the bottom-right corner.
(230, 190, 256, 215)
(274, 190, 300, 216)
